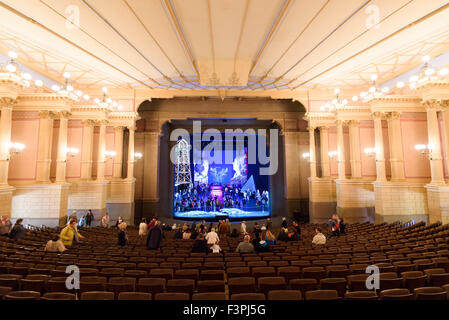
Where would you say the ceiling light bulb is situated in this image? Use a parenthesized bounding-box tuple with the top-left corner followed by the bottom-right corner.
(422, 55, 430, 63)
(409, 75, 419, 82)
(320, 106, 325, 111)
(66, 85, 74, 92)
(438, 68, 449, 76)
(34, 79, 43, 87)
(6, 64, 16, 73)
(23, 73, 32, 80)
(370, 74, 378, 81)
(425, 68, 435, 76)
(118, 105, 123, 110)
(51, 84, 60, 91)
(8, 51, 18, 59)
(102, 87, 108, 93)
(83, 94, 90, 101)
(352, 96, 358, 102)
(396, 81, 405, 88)
(382, 86, 390, 93)
(112, 101, 118, 107)
(76, 90, 83, 97)
(360, 92, 367, 98)
(94, 98, 100, 104)
(342, 99, 348, 105)
(106, 98, 112, 103)
(334, 88, 340, 95)
(332, 98, 337, 104)
(369, 86, 376, 93)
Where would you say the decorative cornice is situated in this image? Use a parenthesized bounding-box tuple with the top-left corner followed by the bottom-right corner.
(39, 110, 57, 119)
(82, 119, 96, 127)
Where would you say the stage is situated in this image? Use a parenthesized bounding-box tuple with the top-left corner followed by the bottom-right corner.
(174, 207, 270, 220)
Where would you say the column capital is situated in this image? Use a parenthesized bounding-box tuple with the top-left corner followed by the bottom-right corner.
(385, 111, 401, 120)
(347, 120, 360, 126)
(114, 125, 125, 131)
(127, 126, 136, 131)
(307, 125, 315, 131)
(82, 119, 96, 127)
(39, 110, 57, 119)
(96, 120, 109, 127)
(336, 120, 344, 126)
(0, 97, 16, 109)
(371, 111, 384, 119)
(59, 110, 72, 119)
(318, 125, 329, 131)
(423, 99, 442, 111)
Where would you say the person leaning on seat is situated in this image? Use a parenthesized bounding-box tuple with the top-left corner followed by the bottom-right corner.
(117, 222, 128, 246)
(60, 218, 85, 246)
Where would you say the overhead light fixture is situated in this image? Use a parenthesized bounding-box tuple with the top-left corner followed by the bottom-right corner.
(51, 84, 61, 92)
(396, 81, 405, 88)
(83, 94, 90, 101)
(63, 72, 71, 79)
(352, 96, 359, 102)
(22, 73, 32, 81)
(8, 51, 18, 59)
(35, 80, 43, 87)
(320, 88, 348, 112)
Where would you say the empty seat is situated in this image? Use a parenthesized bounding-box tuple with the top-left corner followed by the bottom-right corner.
(277, 266, 301, 283)
(174, 269, 199, 282)
(154, 292, 189, 300)
(290, 279, 318, 296)
(267, 290, 302, 300)
(107, 277, 136, 298)
(414, 287, 447, 300)
(344, 291, 378, 300)
(231, 293, 265, 300)
(80, 291, 115, 300)
(347, 274, 370, 291)
(167, 279, 195, 296)
(302, 267, 326, 281)
(258, 277, 287, 295)
(118, 292, 152, 300)
(192, 292, 226, 300)
(200, 270, 224, 280)
(228, 277, 256, 295)
(136, 278, 166, 295)
(320, 278, 347, 297)
(227, 267, 250, 278)
(197, 280, 225, 293)
(380, 288, 413, 300)
(41, 292, 76, 300)
(3, 290, 41, 300)
(149, 268, 173, 280)
(0, 286, 13, 299)
(305, 290, 340, 300)
(401, 271, 427, 291)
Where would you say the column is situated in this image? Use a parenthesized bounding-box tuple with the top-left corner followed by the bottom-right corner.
(113, 126, 124, 178)
(373, 112, 387, 182)
(386, 111, 405, 181)
(36, 111, 55, 183)
(55, 111, 70, 183)
(81, 120, 95, 180)
(348, 120, 362, 178)
(96, 121, 107, 181)
(127, 126, 135, 180)
(425, 101, 445, 185)
(441, 103, 449, 174)
(336, 120, 346, 180)
(319, 126, 330, 178)
(308, 126, 317, 178)
(0, 99, 14, 185)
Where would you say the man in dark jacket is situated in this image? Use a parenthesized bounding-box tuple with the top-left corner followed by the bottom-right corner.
(9, 219, 27, 240)
(281, 217, 288, 229)
(146, 221, 163, 250)
(86, 210, 94, 227)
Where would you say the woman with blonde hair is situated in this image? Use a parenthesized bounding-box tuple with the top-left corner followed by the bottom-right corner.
(117, 222, 128, 246)
(265, 229, 276, 245)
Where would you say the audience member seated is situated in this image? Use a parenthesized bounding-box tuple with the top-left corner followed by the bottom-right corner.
(277, 228, 290, 242)
(230, 228, 239, 238)
(252, 234, 269, 253)
(281, 217, 288, 229)
(312, 228, 326, 245)
(9, 218, 27, 241)
(45, 235, 67, 253)
(101, 213, 110, 228)
(0, 216, 11, 237)
(210, 243, 222, 254)
(173, 227, 183, 239)
(192, 234, 208, 254)
(265, 230, 276, 245)
(183, 229, 192, 239)
(235, 234, 255, 253)
(60, 218, 85, 246)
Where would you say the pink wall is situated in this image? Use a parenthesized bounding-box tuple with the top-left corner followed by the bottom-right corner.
(401, 113, 430, 179)
(105, 128, 115, 177)
(9, 116, 39, 180)
(360, 121, 376, 177)
(66, 121, 83, 179)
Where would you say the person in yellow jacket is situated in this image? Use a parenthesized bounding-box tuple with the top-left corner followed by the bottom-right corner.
(60, 218, 85, 246)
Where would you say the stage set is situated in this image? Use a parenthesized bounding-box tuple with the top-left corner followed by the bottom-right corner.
(172, 133, 271, 221)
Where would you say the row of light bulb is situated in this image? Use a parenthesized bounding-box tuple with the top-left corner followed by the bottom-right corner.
(4, 51, 124, 111)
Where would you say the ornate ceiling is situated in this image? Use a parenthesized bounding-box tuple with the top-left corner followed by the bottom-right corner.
(0, 0, 448, 93)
